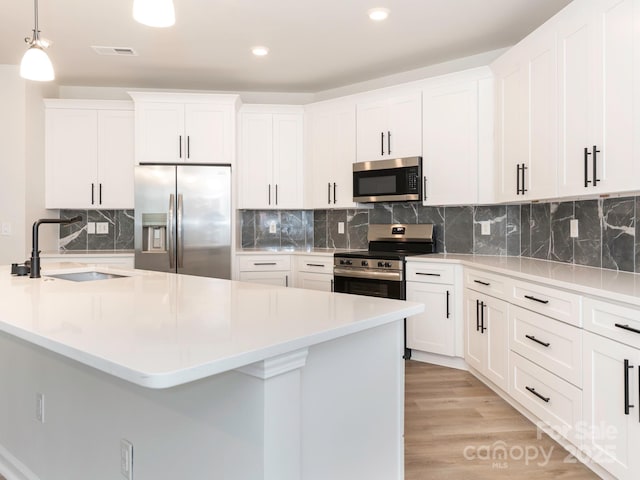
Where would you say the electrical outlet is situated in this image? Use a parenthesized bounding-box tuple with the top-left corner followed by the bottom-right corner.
(1, 222, 12, 236)
(96, 222, 109, 234)
(338, 222, 345, 234)
(87, 222, 96, 234)
(570, 219, 579, 238)
(120, 439, 133, 480)
(480, 221, 491, 235)
(268, 221, 277, 234)
(36, 393, 44, 423)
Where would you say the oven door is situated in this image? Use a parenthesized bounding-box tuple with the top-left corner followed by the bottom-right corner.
(333, 269, 405, 300)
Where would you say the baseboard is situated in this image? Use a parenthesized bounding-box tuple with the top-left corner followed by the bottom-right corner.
(0, 444, 39, 480)
(408, 350, 468, 370)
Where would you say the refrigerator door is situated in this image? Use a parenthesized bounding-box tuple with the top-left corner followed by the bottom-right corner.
(134, 165, 176, 273)
(176, 165, 231, 279)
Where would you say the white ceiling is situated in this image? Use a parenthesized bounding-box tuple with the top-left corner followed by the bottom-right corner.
(1, 0, 572, 93)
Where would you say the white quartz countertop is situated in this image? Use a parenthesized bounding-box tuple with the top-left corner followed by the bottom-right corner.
(0, 263, 422, 389)
(409, 254, 640, 307)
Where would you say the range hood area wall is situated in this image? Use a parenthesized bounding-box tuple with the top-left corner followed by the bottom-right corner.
(240, 195, 640, 274)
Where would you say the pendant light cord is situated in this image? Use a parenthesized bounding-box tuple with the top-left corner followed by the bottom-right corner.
(33, 0, 39, 43)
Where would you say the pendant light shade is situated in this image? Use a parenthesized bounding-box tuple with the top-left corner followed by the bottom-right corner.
(20, 45, 55, 81)
(20, 0, 54, 82)
(133, 0, 176, 27)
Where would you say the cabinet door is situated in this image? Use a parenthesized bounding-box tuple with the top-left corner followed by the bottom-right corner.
(406, 283, 455, 356)
(45, 109, 98, 209)
(387, 93, 422, 159)
(97, 110, 134, 209)
(483, 295, 509, 391)
(135, 102, 184, 164)
(331, 107, 356, 208)
(356, 100, 388, 161)
(308, 109, 334, 208)
(465, 292, 486, 373)
(422, 82, 478, 205)
(238, 271, 289, 287)
(583, 331, 640, 479)
(239, 113, 274, 209)
(184, 104, 231, 164)
(272, 113, 303, 209)
(296, 271, 333, 292)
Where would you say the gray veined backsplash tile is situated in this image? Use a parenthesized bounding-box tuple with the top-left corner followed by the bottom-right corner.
(241, 211, 256, 248)
(392, 202, 419, 224)
(601, 197, 635, 272)
(347, 209, 369, 249)
(530, 203, 551, 260)
(444, 206, 473, 254)
(473, 205, 506, 256)
(549, 202, 574, 264)
(313, 210, 328, 248)
(255, 211, 281, 249)
(59, 209, 88, 250)
(302, 210, 314, 248)
(115, 210, 134, 250)
(636, 197, 640, 274)
(327, 209, 348, 249)
(417, 205, 445, 254)
(520, 204, 531, 257)
(280, 210, 306, 249)
(574, 199, 601, 268)
(88, 210, 116, 250)
(506, 205, 521, 257)
(369, 203, 393, 224)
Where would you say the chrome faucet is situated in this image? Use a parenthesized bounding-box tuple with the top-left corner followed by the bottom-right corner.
(29, 215, 82, 278)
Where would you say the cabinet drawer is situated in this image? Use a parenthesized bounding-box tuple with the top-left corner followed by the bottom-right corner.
(238, 255, 291, 271)
(510, 305, 582, 387)
(295, 255, 333, 274)
(510, 279, 581, 327)
(510, 352, 583, 448)
(584, 296, 640, 349)
(406, 262, 454, 284)
(464, 268, 509, 297)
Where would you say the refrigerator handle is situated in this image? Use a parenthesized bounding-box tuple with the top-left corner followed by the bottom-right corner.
(168, 194, 176, 269)
(177, 193, 184, 268)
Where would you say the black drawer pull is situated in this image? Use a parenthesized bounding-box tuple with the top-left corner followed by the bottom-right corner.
(474, 280, 490, 286)
(253, 262, 277, 266)
(525, 334, 550, 348)
(624, 359, 634, 415)
(416, 272, 441, 277)
(524, 294, 549, 304)
(615, 323, 640, 335)
(306, 263, 325, 268)
(525, 386, 550, 403)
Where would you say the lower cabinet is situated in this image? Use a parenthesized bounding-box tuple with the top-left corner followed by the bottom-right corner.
(237, 255, 291, 287)
(406, 282, 455, 356)
(583, 331, 640, 480)
(465, 289, 509, 391)
(293, 255, 334, 292)
(296, 271, 333, 292)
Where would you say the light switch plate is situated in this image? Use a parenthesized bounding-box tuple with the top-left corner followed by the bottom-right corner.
(570, 219, 579, 238)
(269, 221, 277, 234)
(480, 221, 491, 236)
(338, 222, 345, 234)
(96, 222, 109, 234)
(1, 222, 11, 236)
(87, 222, 96, 234)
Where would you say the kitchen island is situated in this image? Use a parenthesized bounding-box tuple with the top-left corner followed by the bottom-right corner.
(0, 263, 423, 480)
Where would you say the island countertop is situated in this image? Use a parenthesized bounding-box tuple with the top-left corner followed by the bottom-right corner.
(0, 263, 423, 389)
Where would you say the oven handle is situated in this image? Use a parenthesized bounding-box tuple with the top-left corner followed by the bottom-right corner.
(333, 268, 404, 282)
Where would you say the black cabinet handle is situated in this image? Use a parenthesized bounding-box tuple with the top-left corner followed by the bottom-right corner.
(480, 301, 486, 333)
(381, 132, 385, 155)
(525, 334, 550, 348)
(328, 182, 331, 204)
(253, 262, 277, 266)
(525, 386, 550, 403)
(179, 135, 182, 159)
(524, 294, 549, 304)
(624, 359, 634, 415)
(268, 184, 271, 205)
(592, 145, 600, 186)
(91, 183, 95, 205)
(275, 184, 278, 205)
(187, 136, 190, 159)
(446, 290, 450, 319)
(521, 163, 527, 194)
(474, 279, 490, 286)
(285, 275, 288, 287)
(584, 147, 592, 187)
(331, 279, 334, 292)
(416, 272, 440, 277)
(99, 183, 102, 205)
(516, 164, 521, 194)
(388, 131, 391, 155)
(306, 263, 325, 268)
(615, 323, 640, 335)
(333, 182, 337, 204)
(423, 176, 427, 202)
(476, 299, 480, 332)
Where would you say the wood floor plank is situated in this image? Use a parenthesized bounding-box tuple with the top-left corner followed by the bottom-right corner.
(404, 360, 600, 479)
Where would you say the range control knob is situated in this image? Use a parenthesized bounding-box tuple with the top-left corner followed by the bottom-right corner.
(361, 260, 369, 267)
(377, 261, 385, 268)
(345, 260, 353, 266)
(385, 262, 393, 268)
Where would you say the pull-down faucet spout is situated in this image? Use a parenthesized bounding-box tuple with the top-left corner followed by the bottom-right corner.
(30, 215, 83, 278)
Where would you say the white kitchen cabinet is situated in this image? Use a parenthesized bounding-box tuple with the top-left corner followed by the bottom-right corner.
(406, 283, 454, 356)
(356, 91, 421, 161)
(45, 100, 134, 209)
(305, 100, 356, 209)
(239, 106, 304, 209)
(294, 255, 334, 292)
(237, 255, 291, 287)
(421, 68, 494, 205)
(557, 0, 639, 196)
(465, 289, 509, 392)
(129, 92, 238, 165)
(583, 331, 640, 480)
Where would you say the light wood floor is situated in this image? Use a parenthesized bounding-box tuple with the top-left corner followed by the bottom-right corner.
(405, 360, 600, 479)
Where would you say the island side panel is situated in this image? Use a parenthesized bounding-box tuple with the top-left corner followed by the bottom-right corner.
(301, 320, 405, 480)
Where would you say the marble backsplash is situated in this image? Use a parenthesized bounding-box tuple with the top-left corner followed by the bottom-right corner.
(59, 209, 134, 251)
(241, 195, 640, 273)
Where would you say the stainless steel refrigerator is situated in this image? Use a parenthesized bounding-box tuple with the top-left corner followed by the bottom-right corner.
(134, 165, 231, 279)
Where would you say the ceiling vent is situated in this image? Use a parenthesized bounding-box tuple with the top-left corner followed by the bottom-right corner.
(91, 46, 138, 56)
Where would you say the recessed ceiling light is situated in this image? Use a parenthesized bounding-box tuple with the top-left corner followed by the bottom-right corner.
(368, 8, 390, 21)
(252, 46, 269, 57)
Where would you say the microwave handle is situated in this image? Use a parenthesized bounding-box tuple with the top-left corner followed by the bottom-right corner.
(423, 176, 427, 202)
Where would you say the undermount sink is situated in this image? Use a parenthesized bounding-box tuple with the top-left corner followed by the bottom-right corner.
(46, 271, 129, 282)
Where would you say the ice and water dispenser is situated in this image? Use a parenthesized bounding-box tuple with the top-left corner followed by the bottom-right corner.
(141, 213, 167, 252)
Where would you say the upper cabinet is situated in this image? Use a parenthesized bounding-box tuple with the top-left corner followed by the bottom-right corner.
(238, 105, 304, 210)
(305, 99, 356, 209)
(421, 68, 494, 206)
(129, 92, 239, 165)
(45, 100, 134, 209)
(356, 90, 421, 161)
(557, 0, 639, 196)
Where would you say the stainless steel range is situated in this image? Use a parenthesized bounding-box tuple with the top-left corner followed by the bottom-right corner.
(333, 223, 436, 358)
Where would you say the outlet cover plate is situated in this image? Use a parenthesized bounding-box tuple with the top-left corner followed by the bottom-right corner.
(96, 222, 109, 234)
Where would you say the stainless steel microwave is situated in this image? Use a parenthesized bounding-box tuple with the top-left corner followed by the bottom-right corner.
(352, 157, 422, 203)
